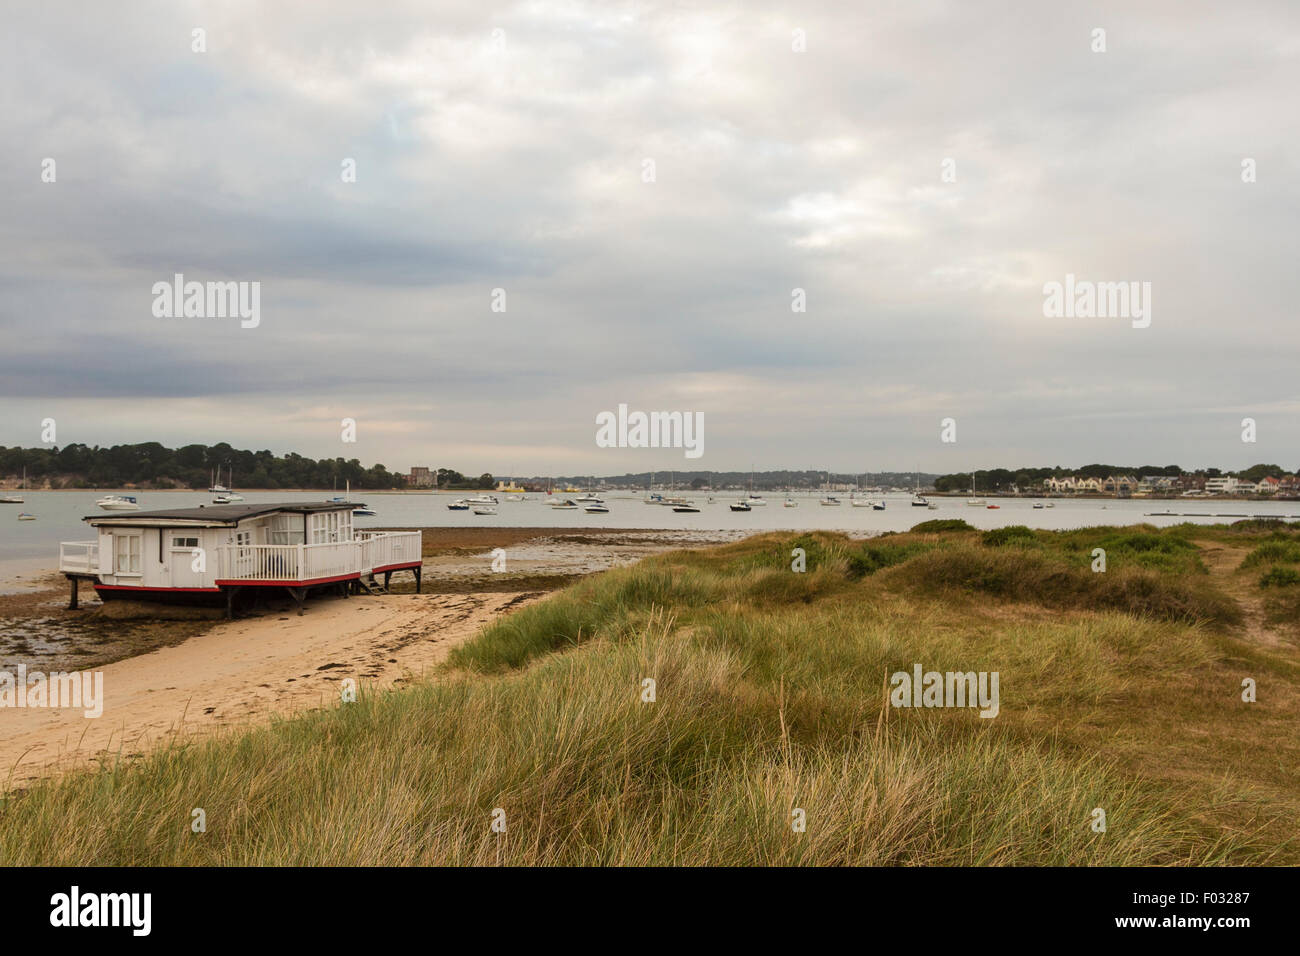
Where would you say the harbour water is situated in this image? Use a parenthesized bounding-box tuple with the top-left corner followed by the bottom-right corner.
(3, 489, 1297, 576)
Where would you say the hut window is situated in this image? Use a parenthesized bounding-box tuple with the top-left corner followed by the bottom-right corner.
(170, 536, 200, 550)
(114, 534, 142, 574)
(310, 511, 342, 544)
(269, 515, 304, 546)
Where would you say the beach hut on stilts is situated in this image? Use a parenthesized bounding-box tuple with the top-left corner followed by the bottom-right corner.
(58, 501, 422, 617)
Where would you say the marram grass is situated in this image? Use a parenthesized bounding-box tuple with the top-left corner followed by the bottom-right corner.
(1, 525, 1296, 865)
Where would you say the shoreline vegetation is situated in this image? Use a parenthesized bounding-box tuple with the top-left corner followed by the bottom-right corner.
(3, 443, 1297, 499)
(1, 520, 1297, 865)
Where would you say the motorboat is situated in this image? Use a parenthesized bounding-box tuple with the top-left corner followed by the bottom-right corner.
(213, 493, 244, 504)
(550, 499, 579, 509)
(577, 494, 603, 503)
(820, 495, 841, 506)
(473, 507, 497, 516)
(352, 506, 377, 517)
(986, 504, 1001, 509)
(927, 502, 938, 510)
(966, 498, 986, 507)
(850, 497, 874, 507)
(16, 512, 35, 520)
(1032, 502, 1045, 509)
(872, 501, 886, 511)
(447, 499, 470, 511)
(784, 498, 798, 508)
(466, 495, 499, 506)
(672, 504, 700, 513)
(644, 493, 665, 504)
(584, 505, 609, 514)
(729, 501, 752, 512)
(746, 495, 767, 506)
(911, 496, 929, 507)
(96, 495, 140, 511)
(1044, 502, 1055, 508)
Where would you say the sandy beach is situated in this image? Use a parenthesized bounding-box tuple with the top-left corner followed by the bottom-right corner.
(0, 590, 545, 791)
(0, 528, 741, 791)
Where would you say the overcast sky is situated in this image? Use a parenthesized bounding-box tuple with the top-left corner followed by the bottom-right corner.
(2, 0, 1297, 476)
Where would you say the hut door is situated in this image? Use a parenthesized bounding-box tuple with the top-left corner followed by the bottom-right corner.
(168, 534, 203, 588)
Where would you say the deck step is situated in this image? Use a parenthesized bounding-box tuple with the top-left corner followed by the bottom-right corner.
(358, 578, 388, 595)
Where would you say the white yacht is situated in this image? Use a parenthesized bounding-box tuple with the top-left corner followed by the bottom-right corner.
(820, 495, 841, 506)
(96, 494, 140, 511)
(466, 494, 499, 506)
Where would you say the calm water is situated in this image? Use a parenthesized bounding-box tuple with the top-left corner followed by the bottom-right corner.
(3, 490, 1297, 573)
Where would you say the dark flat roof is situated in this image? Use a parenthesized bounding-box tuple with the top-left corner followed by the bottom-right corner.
(86, 501, 362, 525)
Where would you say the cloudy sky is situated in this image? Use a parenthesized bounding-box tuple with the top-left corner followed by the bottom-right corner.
(2, 0, 1297, 477)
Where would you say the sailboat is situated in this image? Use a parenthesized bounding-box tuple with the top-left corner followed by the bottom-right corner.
(911, 471, 929, 507)
(741, 465, 765, 507)
(966, 470, 986, 507)
(0, 466, 25, 504)
(211, 464, 244, 502)
(820, 471, 841, 505)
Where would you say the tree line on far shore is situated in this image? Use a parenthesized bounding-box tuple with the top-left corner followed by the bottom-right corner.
(0, 443, 494, 491)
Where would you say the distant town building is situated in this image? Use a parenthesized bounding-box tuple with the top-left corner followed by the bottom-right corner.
(1205, 476, 1238, 495)
(407, 466, 434, 488)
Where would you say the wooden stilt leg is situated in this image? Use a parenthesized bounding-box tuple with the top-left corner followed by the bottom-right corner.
(68, 576, 79, 610)
(415, 567, 422, 593)
(225, 587, 234, 620)
(383, 570, 392, 591)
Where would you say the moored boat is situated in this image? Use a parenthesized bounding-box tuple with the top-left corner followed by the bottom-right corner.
(17, 512, 36, 520)
(96, 495, 140, 511)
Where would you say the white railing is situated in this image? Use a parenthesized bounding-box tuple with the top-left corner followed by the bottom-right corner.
(59, 540, 99, 574)
(218, 544, 301, 581)
(214, 531, 422, 583)
(359, 531, 420, 572)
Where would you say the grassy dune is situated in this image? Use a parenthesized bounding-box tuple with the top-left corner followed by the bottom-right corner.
(1, 523, 1297, 865)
